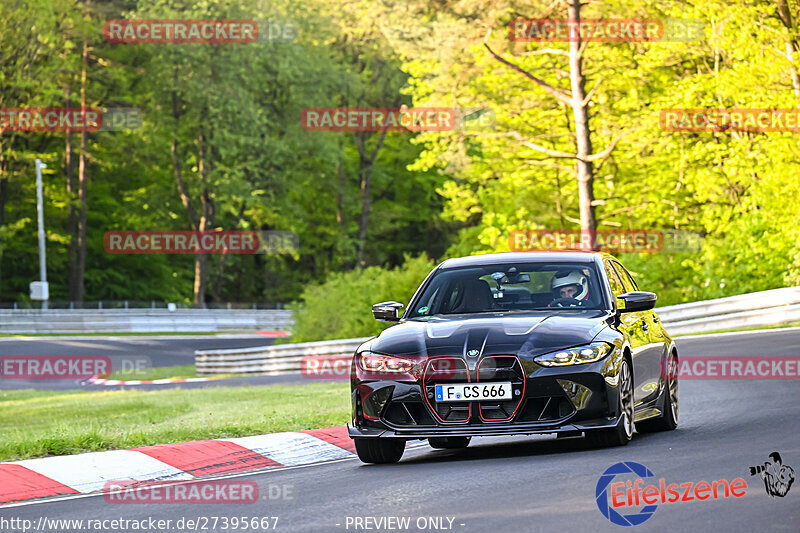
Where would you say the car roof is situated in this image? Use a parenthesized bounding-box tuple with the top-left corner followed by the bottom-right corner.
(439, 251, 611, 269)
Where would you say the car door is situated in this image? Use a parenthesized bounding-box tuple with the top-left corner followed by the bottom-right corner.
(610, 260, 663, 405)
(603, 260, 648, 403)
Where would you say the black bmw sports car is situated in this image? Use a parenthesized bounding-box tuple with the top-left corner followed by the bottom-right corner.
(348, 252, 679, 463)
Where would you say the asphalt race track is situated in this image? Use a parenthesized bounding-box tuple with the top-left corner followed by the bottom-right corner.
(0, 334, 277, 390)
(2, 328, 799, 532)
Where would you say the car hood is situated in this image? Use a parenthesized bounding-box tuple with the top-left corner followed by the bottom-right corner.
(359, 310, 612, 359)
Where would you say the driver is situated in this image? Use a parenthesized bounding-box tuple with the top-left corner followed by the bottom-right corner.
(550, 270, 590, 307)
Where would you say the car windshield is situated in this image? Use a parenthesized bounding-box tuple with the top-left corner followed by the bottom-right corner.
(407, 262, 607, 317)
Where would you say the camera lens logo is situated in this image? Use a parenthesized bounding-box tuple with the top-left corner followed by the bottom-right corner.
(596, 462, 658, 526)
(749, 452, 795, 497)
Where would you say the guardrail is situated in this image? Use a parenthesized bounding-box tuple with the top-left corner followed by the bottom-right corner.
(195, 337, 368, 375)
(0, 309, 294, 334)
(194, 286, 800, 375)
(656, 286, 800, 334)
(0, 301, 286, 310)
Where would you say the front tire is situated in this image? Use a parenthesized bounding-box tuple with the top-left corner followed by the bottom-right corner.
(428, 436, 471, 449)
(637, 351, 678, 433)
(354, 438, 405, 464)
(586, 358, 634, 448)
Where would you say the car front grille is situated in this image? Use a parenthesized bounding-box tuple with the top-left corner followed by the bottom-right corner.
(422, 356, 472, 422)
(420, 355, 530, 424)
(476, 355, 525, 422)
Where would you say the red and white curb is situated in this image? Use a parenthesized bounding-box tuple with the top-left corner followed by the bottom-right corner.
(0, 426, 356, 505)
(84, 375, 226, 386)
(257, 331, 289, 337)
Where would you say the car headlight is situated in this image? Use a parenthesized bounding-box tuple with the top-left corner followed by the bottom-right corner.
(360, 353, 416, 373)
(534, 342, 612, 367)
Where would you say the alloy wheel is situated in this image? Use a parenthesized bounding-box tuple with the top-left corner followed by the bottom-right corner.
(667, 352, 679, 423)
(620, 360, 634, 438)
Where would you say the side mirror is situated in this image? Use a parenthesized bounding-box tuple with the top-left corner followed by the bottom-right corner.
(372, 301, 404, 322)
(617, 291, 657, 313)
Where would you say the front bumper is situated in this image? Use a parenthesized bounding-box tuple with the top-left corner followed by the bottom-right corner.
(348, 414, 624, 439)
(350, 352, 625, 439)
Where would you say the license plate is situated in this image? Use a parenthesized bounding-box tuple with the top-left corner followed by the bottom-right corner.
(435, 382, 512, 402)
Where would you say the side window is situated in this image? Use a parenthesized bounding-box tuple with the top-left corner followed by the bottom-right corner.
(604, 260, 626, 297)
(612, 261, 639, 292)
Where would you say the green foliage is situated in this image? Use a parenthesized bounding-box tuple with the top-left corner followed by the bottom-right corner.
(290, 254, 434, 341)
(2, 0, 799, 318)
(0, 0, 451, 304)
(372, 0, 800, 307)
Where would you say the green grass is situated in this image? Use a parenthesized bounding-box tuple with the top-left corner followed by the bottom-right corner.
(0, 382, 350, 462)
(674, 321, 800, 337)
(104, 364, 243, 381)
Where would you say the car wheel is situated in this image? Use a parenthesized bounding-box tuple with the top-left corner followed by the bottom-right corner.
(586, 358, 634, 448)
(637, 351, 679, 433)
(428, 436, 471, 449)
(354, 438, 405, 464)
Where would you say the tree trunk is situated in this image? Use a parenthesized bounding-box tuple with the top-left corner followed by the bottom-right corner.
(0, 178, 5, 229)
(75, 37, 89, 302)
(567, 0, 596, 234)
(356, 165, 371, 268)
(169, 67, 209, 305)
(336, 136, 346, 231)
(484, 3, 615, 239)
(355, 129, 388, 268)
(193, 252, 207, 306)
(193, 135, 208, 307)
(65, 84, 78, 300)
(0, 176, 6, 297)
(336, 94, 346, 232)
(193, 127, 214, 306)
(776, 0, 800, 106)
(212, 201, 245, 301)
(170, 86, 198, 227)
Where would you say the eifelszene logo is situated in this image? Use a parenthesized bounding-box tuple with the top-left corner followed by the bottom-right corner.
(596, 462, 659, 526)
(595, 461, 748, 526)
